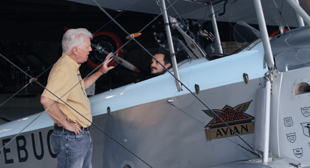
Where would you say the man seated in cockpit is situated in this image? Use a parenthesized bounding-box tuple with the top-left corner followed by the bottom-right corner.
(150, 49, 172, 75)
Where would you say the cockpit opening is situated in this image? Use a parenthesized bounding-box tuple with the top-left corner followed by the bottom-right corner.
(294, 82, 310, 95)
(123, 165, 132, 168)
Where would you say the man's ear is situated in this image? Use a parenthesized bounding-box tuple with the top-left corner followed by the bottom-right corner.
(165, 63, 171, 69)
(72, 46, 78, 55)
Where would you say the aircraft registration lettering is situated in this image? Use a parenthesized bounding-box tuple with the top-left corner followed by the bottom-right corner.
(16, 136, 28, 162)
(2, 138, 13, 164)
(203, 101, 255, 141)
(0, 129, 56, 165)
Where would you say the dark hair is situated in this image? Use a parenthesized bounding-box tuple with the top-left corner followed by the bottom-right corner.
(158, 47, 172, 65)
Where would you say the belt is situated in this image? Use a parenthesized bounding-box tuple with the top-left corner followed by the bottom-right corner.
(54, 124, 90, 131)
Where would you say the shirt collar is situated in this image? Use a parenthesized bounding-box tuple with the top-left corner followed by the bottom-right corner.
(62, 53, 81, 70)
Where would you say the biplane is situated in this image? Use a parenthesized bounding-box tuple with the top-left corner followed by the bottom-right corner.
(1, 0, 310, 167)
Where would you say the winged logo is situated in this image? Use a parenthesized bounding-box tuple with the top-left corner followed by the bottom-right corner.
(203, 100, 254, 128)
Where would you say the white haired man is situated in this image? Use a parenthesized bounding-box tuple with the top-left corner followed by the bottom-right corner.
(40, 28, 114, 168)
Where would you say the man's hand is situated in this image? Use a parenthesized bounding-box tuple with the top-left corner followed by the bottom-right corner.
(41, 96, 83, 135)
(64, 122, 82, 135)
(83, 52, 115, 89)
(99, 52, 114, 74)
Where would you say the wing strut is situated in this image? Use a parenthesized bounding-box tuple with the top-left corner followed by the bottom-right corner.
(253, 0, 275, 70)
(209, 2, 223, 54)
(253, 0, 274, 164)
(287, 0, 310, 26)
(292, 0, 305, 27)
(159, 0, 182, 91)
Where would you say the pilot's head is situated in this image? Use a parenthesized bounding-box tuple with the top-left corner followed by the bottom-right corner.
(150, 51, 171, 75)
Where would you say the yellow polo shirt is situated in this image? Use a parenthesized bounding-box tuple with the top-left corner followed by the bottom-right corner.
(42, 53, 92, 127)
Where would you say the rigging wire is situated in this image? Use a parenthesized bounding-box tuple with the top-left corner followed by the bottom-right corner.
(152, 52, 261, 158)
(54, 0, 260, 157)
(70, 0, 262, 160)
(188, 1, 261, 156)
(210, 12, 265, 157)
(91, 0, 141, 35)
(0, 51, 155, 168)
(168, 102, 206, 126)
(0, 1, 171, 167)
(0, 56, 53, 108)
(167, 1, 199, 41)
(0, 107, 46, 151)
(90, 0, 180, 59)
(0, 53, 54, 151)
(0, 7, 161, 164)
(158, 0, 261, 158)
(0, 82, 32, 107)
(0, 11, 157, 163)
(0, 50, 154, 167)
(272, 0, 291, 31)
(168, 102, 260, 157)
(0, 0, 142, 105)
(0, 0, 262, 165)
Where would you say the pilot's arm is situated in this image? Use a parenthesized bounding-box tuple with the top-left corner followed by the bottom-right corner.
(40, 96, 82, 135)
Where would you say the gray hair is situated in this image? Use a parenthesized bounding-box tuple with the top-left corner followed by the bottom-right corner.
(62, 28, 93, 54)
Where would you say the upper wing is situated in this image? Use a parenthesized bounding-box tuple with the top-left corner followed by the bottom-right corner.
(68, 0, 310, 27)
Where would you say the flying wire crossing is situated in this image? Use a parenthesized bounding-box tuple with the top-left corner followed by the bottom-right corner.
(0, 0, 264, 167)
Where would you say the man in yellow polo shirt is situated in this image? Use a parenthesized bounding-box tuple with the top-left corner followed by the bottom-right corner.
(40, 28, 114, 168)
